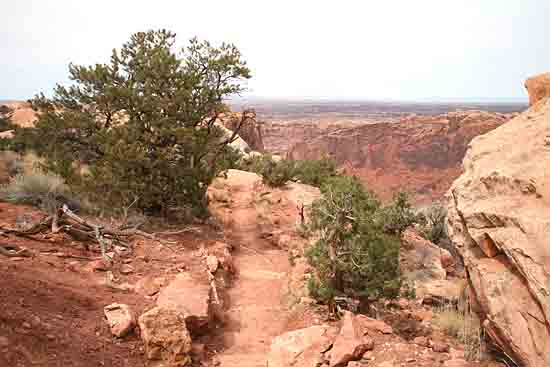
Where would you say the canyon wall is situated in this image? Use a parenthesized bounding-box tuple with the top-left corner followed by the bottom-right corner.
(446, 73, 550, 367)
(285, 111, 515, 202)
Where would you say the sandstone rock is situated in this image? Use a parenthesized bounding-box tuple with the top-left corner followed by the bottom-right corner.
(356, 315, 393, 334)
(104, 303, 135, 338)
(135, 276, 166, 296)
(286, 111, 511, 202)
(0, 336, 9, 347)
(413, 336, 430, 347)
(268, 325, 337, 367)
(416, 279, 463, 306)
(219, 111, 264, 152)
(330, 312, 374, 367)
(443, 359, 468, 367)
(525, 72, 550, 106)
(400, 228, 452, 281)
(138, 306, 192, 367)
(120, 264, 134, 275)
(447, 76, 550, 367)
(0, 130, 14, 139)
(87, 258, 112, 272)
(156, 273, 211, 335)
(431, 341, 450, 353)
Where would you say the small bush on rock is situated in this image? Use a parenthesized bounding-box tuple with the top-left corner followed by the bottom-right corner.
(293, 157, 338, 187)
(420, 202, 447, 244)
(305, 176, 402, 305)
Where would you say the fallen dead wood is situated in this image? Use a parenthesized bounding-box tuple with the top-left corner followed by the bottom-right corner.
(0, 244, 33, 258)
(0, 204, 180, 259)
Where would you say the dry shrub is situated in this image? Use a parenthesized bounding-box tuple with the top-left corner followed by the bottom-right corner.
(433, 290, 487, 361)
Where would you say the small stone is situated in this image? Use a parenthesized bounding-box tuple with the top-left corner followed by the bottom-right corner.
(123, 258, 133, 264)
(413, 336, 430, 347)
(67, 261, 80, 272)
(300, 296, 316, 305)
(22, 322, 31, 329)
(46, 334, 56, 341)
(444, 359, 469, 367)
(88, 258, 112, 272)
(0, 336, 9, 347)
(10, 257, 24, 261)
(104, 303, 135, 338)
(120, 264, 134, 275)
(431, 342, 450, 353)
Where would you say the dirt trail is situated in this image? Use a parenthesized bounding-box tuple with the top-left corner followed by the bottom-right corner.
(215, 183, 291, 367)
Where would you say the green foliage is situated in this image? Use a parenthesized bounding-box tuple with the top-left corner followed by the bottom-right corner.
(379, 191, 423, 235)
(293, 157, 338, 187)
(260, 158, 296, 187)
(420, 202, 447, 244)
(0, 112, 17, 151)
(20, 30, 251, 216)
(239, 155, 338, 188)
(305, 176, 402, 304)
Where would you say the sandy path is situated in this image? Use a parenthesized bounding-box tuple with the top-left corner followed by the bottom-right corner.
(215, 184, 291, 367)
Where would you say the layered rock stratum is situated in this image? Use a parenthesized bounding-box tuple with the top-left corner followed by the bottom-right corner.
(285, 111, 515, 202)
(447, 74, 550, 367)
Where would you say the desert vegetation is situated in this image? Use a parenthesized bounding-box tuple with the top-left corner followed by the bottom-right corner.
(12, 30, 251, 217)
(305, 175, 422, 308)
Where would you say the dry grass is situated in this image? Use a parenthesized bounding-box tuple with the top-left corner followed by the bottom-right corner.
(433, 291, 487, 361)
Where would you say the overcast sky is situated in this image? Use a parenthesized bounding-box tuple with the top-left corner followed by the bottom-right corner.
(1, 0, 549, 101)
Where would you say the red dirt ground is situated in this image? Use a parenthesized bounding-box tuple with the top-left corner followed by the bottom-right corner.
(0, 202, 220, 367)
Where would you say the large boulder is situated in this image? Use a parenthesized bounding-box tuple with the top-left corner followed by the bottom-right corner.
(525, 72, 550, 106)
(156, 273, 212, 335)
(446, 76, 550, 367)
(330, 312, 374, 367)
(138, 306, 192, 367)
(400, 228, 453, 281)
(267, 325, 337, 367)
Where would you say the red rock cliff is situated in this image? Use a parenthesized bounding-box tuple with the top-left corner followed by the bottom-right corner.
(287, 111, 515, 202)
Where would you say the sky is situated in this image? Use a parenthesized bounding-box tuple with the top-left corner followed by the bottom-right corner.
(1, 0, 549, 101)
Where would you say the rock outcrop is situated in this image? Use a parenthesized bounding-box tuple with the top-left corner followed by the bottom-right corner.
(103, 303, 135, 338)
(219, 111, 264, 152)
(0, 101, 36, 127)
(267, 325, 337, 367)
(285, 111, 514, 202)
(525, 72, 550, 106)
(156, 273, 212, 336)
(400, 229, 453, 281)
(447, 80, 550, 367)
(138, 306, 192, 367)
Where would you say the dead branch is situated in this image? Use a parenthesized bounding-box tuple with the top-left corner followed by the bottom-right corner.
(0, 244, 33, 258)
(0, 204, 182, 258)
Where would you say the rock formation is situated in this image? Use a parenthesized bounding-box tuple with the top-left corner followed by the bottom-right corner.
(447, 76, 550, 367)
(525, 72, 550, 106)
(286, 111, 515, 202)
(219, 110, 264, 152)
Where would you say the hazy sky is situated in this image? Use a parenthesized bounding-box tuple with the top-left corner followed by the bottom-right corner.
(2, 0, 549, 101)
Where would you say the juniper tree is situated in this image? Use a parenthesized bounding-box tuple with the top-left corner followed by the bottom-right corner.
(306, 176, 402, 306)
(26, 30, 251, 215)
